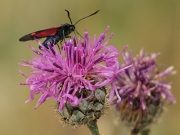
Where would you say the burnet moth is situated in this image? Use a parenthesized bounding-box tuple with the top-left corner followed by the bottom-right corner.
(19, 9, 101, 49)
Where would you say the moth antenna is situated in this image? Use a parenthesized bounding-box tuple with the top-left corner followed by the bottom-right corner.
(65, 10, 73, 24)
(74, 9, 101, 25)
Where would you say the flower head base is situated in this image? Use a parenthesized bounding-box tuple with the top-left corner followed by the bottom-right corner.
(20, 27, 128, 115)
(115, 49, 176, 134)
(56, 87, 109, 126)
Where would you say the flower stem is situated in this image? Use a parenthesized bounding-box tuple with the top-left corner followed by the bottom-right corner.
(87, 120, 100, 135)
(141, 129, 150, 135)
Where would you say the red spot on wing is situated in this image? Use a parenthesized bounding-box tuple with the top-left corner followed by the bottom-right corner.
(31, 27, 60, 38)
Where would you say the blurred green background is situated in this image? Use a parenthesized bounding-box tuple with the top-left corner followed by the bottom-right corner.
(0, 0, 179, 135)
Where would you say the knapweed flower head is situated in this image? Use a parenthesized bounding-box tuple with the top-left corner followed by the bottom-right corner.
(115, 49, 176, 134)
(20, 27, 130, 125)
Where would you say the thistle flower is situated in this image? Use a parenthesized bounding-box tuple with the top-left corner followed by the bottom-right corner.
(19, 27, 130, 126)
(115, 49, 176, 134)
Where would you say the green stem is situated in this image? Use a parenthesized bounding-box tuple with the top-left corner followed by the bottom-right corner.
(141, 129, 150, 135)
(87, 120, 100, 135)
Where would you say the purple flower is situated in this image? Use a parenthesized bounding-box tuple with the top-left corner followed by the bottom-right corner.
(19, 27, 129, 111)
(115, 49, 176, 134)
